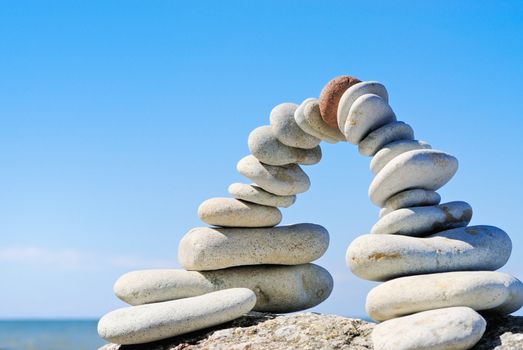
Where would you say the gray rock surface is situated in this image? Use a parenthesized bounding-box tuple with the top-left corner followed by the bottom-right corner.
(269, 103, 322, 149)
(302, 100, 346, 141)
(228, 183, 296, 208)
(358, 121, 414, 156)
(382, 188, 441, 211)
(370, 140, 431, 174)
(295, 98, 339, 143)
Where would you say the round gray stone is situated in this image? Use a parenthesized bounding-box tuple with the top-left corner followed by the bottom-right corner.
(302, 100, 346, 141)
(179, 224, 329, 271)
(383, 188, 441, 211)
(228, 183, 296, 208)
(269, 103, 321, 149)
(371, 201, 473, 236)
(347, 225, 511, 281)
(370, 140, 432, 175)
(295, 98, 339, 144)
(358, 121, 414, 156)
(236, 155, 310, 196)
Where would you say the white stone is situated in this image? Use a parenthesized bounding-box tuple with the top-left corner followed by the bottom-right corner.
(344, 94, 396, 144)
(337, 81, 388, 133)
(237, 155, 310, 196)
(372, 307, 486, 350)
(302, 100, 346, 141)
(295, 98, 339, 144)
(383, 188, 441, 210)
(198, 197, 281, 227)
(98, 288, 256, 345)
(369, 149, 458, 207)
(179, 224, 329, 271)
(114, 264, 333, 313)
(347, 225, 511, 281)
(269, 103, 321, 149)
(371, 201, 472, 236)
(379, 207, 392, 218)
(370, 140, 431, 175)
(248, 125, 322, 165)
(228, 183, 296, 208)
(358, 121, 414, 156)
(366, 271, 523, 321)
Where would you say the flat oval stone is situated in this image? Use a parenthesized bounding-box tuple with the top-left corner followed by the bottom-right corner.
(294, 98, 339, 144)
(369, 149, 458, 207)
(302, 100, 346, 141)
(114, 264, 333, 313)
(367, 271, 523, 321)
(372, 307, 486, 350)
(370, 140, 432, 175)
(269, 103, 321, 149)
(228, 183, 296, 208)
(358, 121, 414, 156)
(346, 225, 511, 281)
(371, 201, 473, 236)
(319, 75, 361, 128)
(198, 197, 281, 228)
(344, 94, 396, 144)
(98, 288, 256, 345)
(384, 188, 441, 210)
(337, 81, 388, 133)
(248, 125, 322, 166)
(179, 224, 329, 271)
(237, 155, 310, 195)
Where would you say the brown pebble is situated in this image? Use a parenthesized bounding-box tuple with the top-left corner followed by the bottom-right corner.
(319, 75, 361, 128)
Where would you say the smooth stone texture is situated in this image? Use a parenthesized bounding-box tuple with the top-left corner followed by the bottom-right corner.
(198, 197, 281, 228)
(269, 103, 321, 149)
(337, 81, 388, 133)
(384, 188, 441, 210)
(369, 149, 459, 207)
(248, 125, 322, 166)
(302, 100, 346, 141)
(179, 224, 329, 271)
(114, 264, 333, 313)
(358, 121, 414, 156)
(294, 98, 339, 144)
(371, 201, 473, 237)
(344, 94, 396, 144)
(379, 207, 392, 218)
(367, 271, 523, 321)
(319, 75, 361, 128)
(228, 183, 296, 208)
(347, 225, 511, 281)
(98, 288, 256, 345)
(372, 307, 486, 350)
(370, 140, 432, 175)
(237, 155, 310, 196)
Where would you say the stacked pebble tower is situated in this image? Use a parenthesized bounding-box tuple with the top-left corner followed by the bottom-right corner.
(98, 75, 523, 350)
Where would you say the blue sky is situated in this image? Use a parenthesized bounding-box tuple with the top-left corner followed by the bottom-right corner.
(1, 1, 522, 319)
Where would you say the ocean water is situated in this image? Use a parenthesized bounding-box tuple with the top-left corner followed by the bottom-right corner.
(0, 320, 106, 350)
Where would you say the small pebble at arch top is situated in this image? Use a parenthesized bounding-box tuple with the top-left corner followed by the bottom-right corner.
(294, 98, 339, 144)
(318, 75, 361, 129)
(302, 100, 346, 141)
(269, 102, 321, 149)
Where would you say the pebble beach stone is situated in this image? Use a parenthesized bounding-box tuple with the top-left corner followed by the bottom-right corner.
(302, 100, 346, 141)
(248, 125, 321, 166)
(114, 264, 333, 313)
(294, 98, 339, 144)
(383, 188, 441, 211)
(358, 121, 414, 156)
(369, 149, 458, 207)
(366, 271, 523, 321)
(228, 183, 296, 208)
(319, 75, 361, 128)
(98, 288, 256, 345)
(370, 140, 432, 175)
(179, 224, 329, 271)
(236, 155, 310, 196)
(344, 94, 396, 144)
(372, 307, 486, 350)
(197, 197, 281, 228)
(347, 225, 511, 281)
(337, 81, 388, 133)
(371, 201, 472, 236)
(269, 103, 321, 149)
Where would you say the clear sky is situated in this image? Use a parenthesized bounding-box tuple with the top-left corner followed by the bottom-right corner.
(1, 1, 523, 319)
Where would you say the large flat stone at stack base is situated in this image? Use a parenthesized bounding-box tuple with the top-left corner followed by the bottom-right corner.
(228, 183, 296, 208)
(369, 149, 458, 207)
(358, 121, 414, 156)
(371, 201, 472, 236)
(372, 307, 486, 350)
(294, 98, 339, 144)
(370, 139, 431, 175)
(346, 225, 511, 281)
(302, 100, 346, 141)
(366, 271, 523, 322)
(269, 103, 321, 149)
(237, 155, 310, 196)
(248, 125, 322, 166)
(179, 224, 329, 271)
(98, 288, 256, 345)
(198, 197, 281, 227)
(114, 264, 333, 313)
